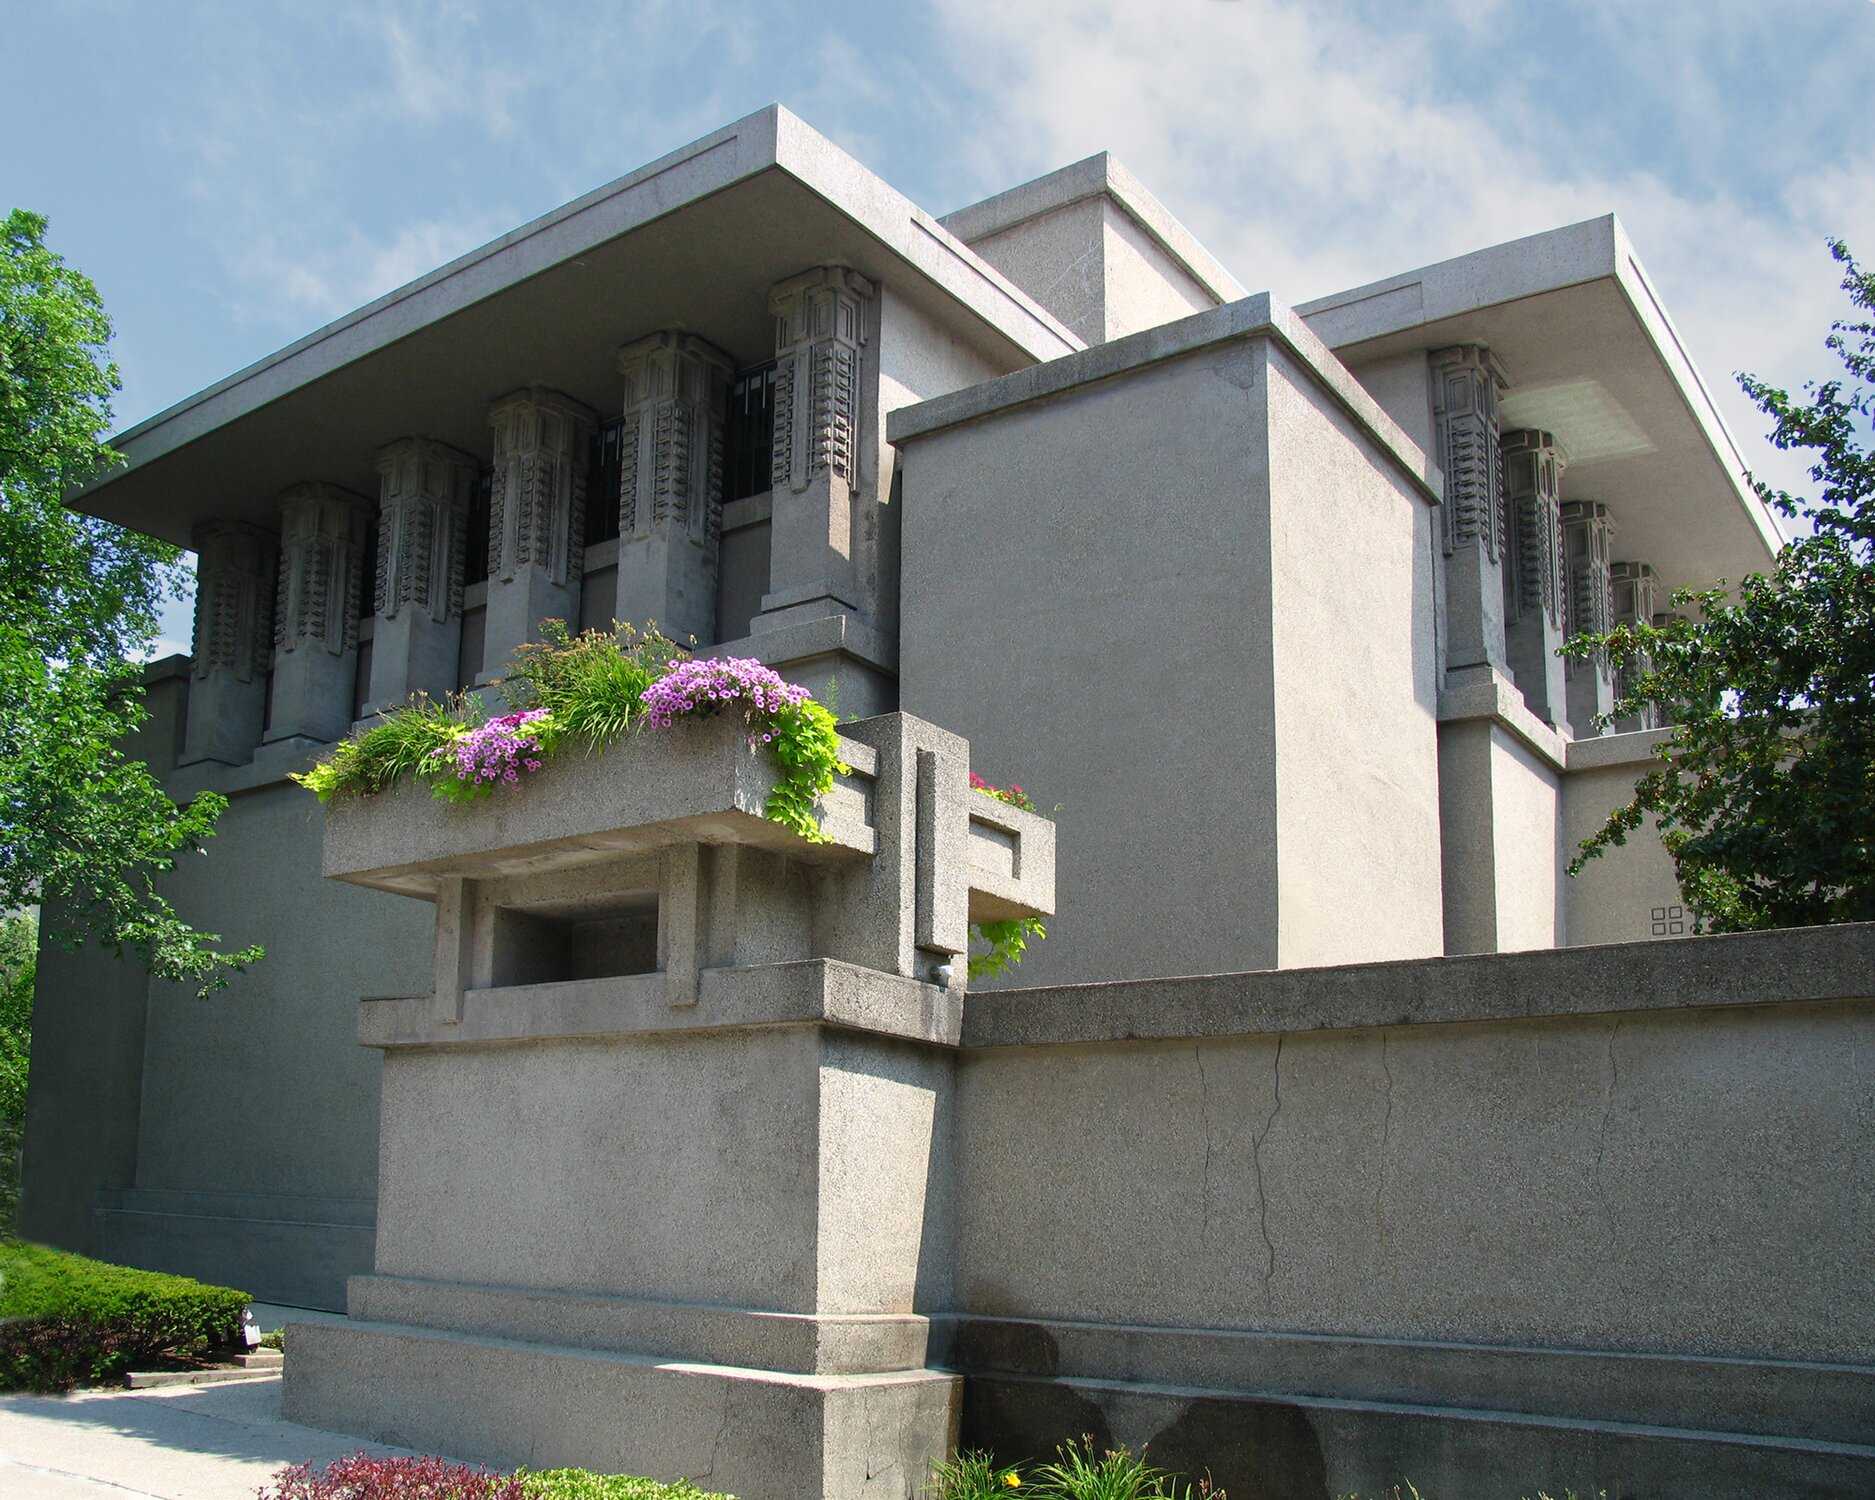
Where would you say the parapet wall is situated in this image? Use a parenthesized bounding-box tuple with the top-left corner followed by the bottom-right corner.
(948, 923, 1875, 1496)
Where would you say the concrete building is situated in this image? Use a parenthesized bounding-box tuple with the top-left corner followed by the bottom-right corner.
(23, 108, 1862, 1496)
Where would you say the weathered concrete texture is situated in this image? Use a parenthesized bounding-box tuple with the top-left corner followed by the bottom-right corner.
(954, 968, 1875, 1366)
(942, 1314, 1875, 1444)
(1436, 709, 1564, 955)
(961, 1372, 1875, 1500)
(285, 1320, 960, 1500)
(940, 152, 1241, 346)
(895, 312, 1439, 983)
(95, 1188, 374, 1311)
(25, 780, 432, 1308)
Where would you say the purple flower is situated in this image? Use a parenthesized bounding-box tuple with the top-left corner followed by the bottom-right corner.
(641, 657, 808, 732)
(450, 709, 552, 793)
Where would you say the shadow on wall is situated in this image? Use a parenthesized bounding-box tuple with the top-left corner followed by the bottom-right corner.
(957, 1317, 1332, 1500)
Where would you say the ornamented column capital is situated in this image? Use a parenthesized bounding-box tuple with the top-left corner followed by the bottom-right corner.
(180, 518, 280, 768)
(769, 266, 876, 496)
(1500, 428, 1570, 732)
(273, 482, 375, 658)
(616, 331, 734, 546)
(1561, 499, 1616, 735)
(188, 520, 278, 685)
(488, 386, 597, 588)
(1501, 429, 1567, 632)
(1430, 345, 1509, 561)
(1611, 560, 1663, 733)
(374, 437, 478, 625)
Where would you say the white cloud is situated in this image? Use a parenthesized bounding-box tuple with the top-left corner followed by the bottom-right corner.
(927, 0, 1872, 509)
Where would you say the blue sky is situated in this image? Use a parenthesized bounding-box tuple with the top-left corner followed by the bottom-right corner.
(5, 1, 1870, 654)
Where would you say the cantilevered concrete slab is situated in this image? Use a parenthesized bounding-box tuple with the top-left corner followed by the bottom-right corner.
(1298, 215, 1781, 597)
(73, 106, 1082, 546)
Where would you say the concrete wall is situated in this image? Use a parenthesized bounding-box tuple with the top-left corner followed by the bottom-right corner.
(89, 779, 427, 1307)
(899, 342, 1282, 984)
(1265, 345, 1442, 964)
(949, 925, 1875, 1497)
(1563, 727, 1686, 945)
(1438, 718, 1565, 955)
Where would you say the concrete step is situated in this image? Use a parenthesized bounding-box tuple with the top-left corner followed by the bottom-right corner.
(236, 1349, 285, 1369)
(123, 1367, 280, 1390)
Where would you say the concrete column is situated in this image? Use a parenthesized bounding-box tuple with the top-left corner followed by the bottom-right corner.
(1501, 428, 1570, 734)
(1562, 500, 1616, 735)
(180, 520, 278, 767)
(754, 266, 876, 632)
(266, 482, 374, 745)
(364, 438, 478, 713)
(1611, 560, 1663, 734)
(481, 387, 596, 679)
(1430, 346, 1510, 674)
(614, 332, 734, 643)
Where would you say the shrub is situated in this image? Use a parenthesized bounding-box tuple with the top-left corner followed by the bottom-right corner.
(1027, 1438, 1216, 1500)
(0, 1238, 248, 1391)
(259, 1455, 734, 1500)
(260, 1454, 526, 1499)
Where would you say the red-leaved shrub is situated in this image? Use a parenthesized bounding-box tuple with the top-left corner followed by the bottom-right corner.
(258, 1453, 528, 1499)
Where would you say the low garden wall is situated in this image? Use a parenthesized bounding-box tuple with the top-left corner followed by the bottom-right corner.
(947, 922, 1875, 1497)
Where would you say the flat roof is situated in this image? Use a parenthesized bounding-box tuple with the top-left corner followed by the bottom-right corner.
(941, 151, 1247, 307)
(77, 106, 1084, 545)
(1298, 214, 1782, 595)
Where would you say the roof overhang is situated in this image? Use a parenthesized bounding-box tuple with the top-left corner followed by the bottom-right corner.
(1297, 215, 1782, 598)
(76, 106, 1083, 546)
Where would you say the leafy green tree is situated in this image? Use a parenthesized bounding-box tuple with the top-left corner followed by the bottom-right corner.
(0, 911, 35, 1230)
(1567, 240, 1874, 930)
(1, 208, 260, 994)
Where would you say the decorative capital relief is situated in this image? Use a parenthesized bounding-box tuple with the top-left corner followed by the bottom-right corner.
(188, 519, 279, 683)
(487, 386, 598, 586)
(1430, 344, 1510, 560)
(1501, 429, 1567, 630)
(374, 437, 479, 623)
(274, 482, 374, 657)
(1561, 500, 1615, 643)
(616, 332, 734, 544)
(769, 266, 877, 495)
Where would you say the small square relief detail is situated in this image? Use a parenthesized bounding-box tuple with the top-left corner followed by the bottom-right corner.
(1650, 904, 1686, 938)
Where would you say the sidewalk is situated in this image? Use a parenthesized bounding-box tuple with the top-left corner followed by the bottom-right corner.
(0, 1375, 426, 1498)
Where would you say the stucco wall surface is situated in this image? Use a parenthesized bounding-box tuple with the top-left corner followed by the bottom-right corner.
(1264, 344, 1442, 965)
(898, 342, 1280, 984)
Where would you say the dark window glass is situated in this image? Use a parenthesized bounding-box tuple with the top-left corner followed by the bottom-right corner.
(588, 418, 625, 546)
(465, 469, 492, 584)
(356, 519, 379, 618)
(724, 361, 777, 502)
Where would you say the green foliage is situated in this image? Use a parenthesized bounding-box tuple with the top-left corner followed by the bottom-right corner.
(258, 1326, 286, 1351)
(503, 620, 686, 752)
(0, 912, 32, 1232)
(1565, 240, 1875, 931)
(517, 1471, 734, 1500)
(0, 208, 256, 995)
(926, 1448, 1027, 1500)
(0, 1237, 249, 1391)
(969, 916, 1047, 981)
(1028, 1438, 1213, 1500)
(290, 694, 481, 802)
(762, 695, 850, 843)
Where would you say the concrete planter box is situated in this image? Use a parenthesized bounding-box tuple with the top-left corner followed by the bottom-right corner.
(322, 711, 878, 898)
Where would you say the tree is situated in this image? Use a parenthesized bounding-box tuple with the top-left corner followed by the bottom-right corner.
(1, 208, 261, 994)
(1567, 240, 1875, 931)
(0, 911, 35, 1230)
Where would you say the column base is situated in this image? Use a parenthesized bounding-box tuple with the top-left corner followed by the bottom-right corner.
(284, 1318, 959, 1500)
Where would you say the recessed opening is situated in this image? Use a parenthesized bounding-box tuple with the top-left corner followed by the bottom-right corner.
(483, 892, 659, 988)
